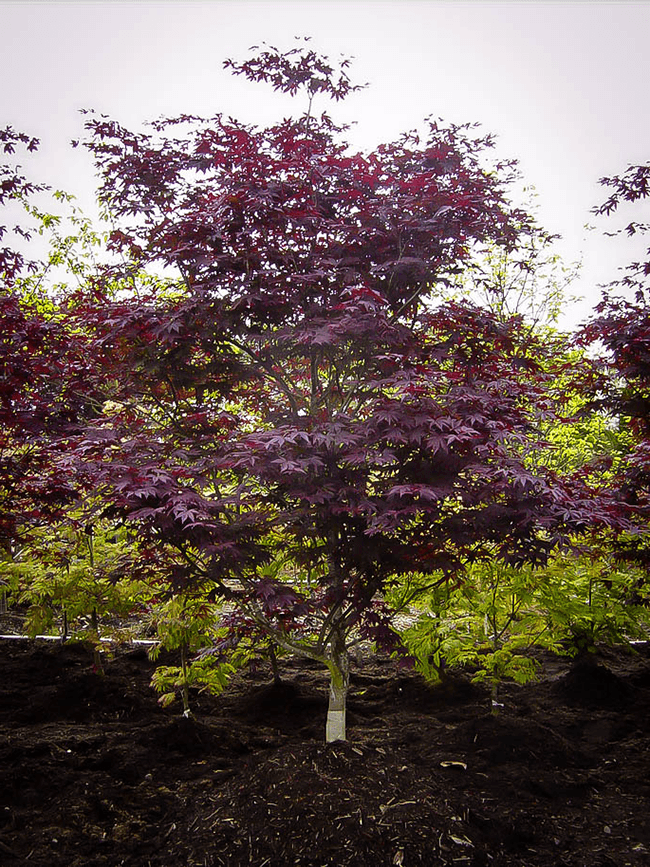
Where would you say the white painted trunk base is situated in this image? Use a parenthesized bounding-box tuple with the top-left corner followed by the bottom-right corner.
(326, 708, 346, 742)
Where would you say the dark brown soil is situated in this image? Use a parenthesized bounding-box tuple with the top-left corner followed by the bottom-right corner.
(1, 639, 650, 866)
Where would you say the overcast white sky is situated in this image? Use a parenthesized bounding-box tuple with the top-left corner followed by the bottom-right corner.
(1, 0, 649, 328)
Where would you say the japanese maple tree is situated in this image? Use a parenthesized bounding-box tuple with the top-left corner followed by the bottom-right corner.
(0, 131, 98, 551)
(580, 160, 650, 580)
(73, 42, 613, 739)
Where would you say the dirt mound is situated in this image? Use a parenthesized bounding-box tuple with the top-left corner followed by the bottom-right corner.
(456, 713, 591, 766)
(554, 655, 633, 708)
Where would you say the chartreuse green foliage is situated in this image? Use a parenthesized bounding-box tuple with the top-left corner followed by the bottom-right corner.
(530, 346, 636, 480)
(542, 407, 634, 478)
(450, 562, 553, 686)
(392, 549, 650, 698)
(148, 593, 236, 715)
(392, 563, 554, 696)
(538, 549, 650, 654)
(4, 518, 151, 641)
(395, 546, 650, 703)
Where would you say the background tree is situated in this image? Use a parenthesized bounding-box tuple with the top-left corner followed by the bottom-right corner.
(580, 160, 650, 587)
(0, 139, 111, 575)
(446, 202, 581, 331)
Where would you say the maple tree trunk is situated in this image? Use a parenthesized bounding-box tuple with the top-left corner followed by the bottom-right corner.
(180, 642, 192, 717)
(268, 642, 282, 686)
(91, 606, 104, 676)
(326, 626, 350, 742)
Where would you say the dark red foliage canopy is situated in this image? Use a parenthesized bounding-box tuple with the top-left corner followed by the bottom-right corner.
(581, 160, 650, 572)
(57, 48, 619, 651)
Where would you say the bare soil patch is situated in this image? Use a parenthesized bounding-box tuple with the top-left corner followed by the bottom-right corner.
(1, 639, 649, 866)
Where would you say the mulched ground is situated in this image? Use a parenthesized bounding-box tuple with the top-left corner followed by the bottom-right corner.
(1, 637, 649, 866)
